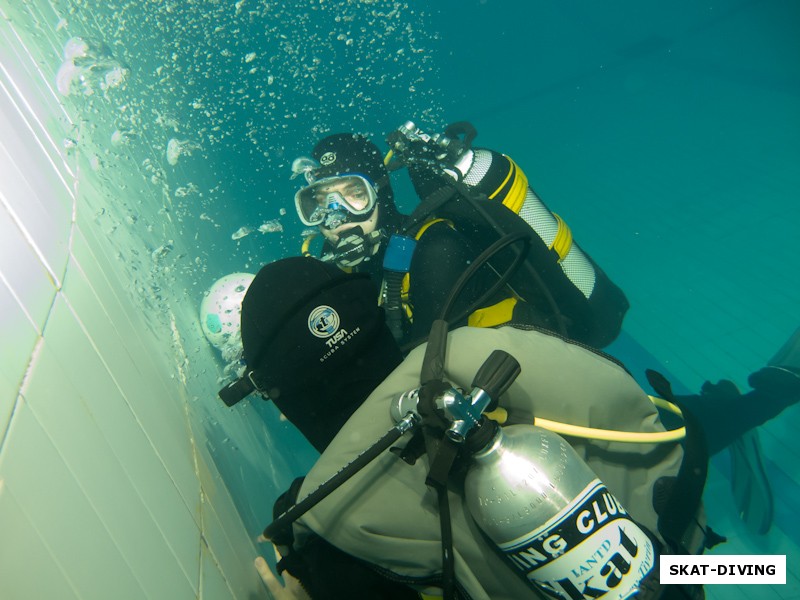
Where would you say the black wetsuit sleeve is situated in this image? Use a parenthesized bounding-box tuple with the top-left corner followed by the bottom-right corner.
(407, 222, 490, 341)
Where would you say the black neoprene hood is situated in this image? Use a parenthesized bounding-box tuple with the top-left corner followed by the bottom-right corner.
(240, 256, 383, 397)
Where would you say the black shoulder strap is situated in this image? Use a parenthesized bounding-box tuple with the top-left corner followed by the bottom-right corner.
(401, 184, 460, 237)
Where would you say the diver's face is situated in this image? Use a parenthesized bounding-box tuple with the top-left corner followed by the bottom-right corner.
(312, 178, 374, 212)
(320, 204, 380, 244)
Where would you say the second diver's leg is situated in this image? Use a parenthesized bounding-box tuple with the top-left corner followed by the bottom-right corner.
(679, 328, 800, 536)
(677, 327, 800, 456)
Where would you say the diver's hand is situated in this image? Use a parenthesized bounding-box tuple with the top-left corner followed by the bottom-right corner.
(254, 547, 310, 600)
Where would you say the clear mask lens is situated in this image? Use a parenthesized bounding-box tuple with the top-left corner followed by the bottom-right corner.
(295, 175, 377, 227)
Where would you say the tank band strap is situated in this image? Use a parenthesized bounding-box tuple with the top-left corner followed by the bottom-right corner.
(489, 156, 529, 214)
(550, 213, 574, 262)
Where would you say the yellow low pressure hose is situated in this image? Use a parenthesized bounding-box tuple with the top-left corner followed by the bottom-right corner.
(484, 395, 686, 444)
(300, 232, 318, 257)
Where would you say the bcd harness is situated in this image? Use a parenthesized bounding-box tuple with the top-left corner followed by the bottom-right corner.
(381, 151, 581, 345)
(389, 179, 575, 326)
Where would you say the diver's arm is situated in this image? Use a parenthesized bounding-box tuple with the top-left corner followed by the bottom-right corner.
(407, 223, 487, 340)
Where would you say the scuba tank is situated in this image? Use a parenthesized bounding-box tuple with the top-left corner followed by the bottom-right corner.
(389, 341, 658, 600)
(385, 121, 630, 349)
(464, 420, 657, 600)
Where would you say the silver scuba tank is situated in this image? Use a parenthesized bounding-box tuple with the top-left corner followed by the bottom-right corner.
(465, 423, 656, 600)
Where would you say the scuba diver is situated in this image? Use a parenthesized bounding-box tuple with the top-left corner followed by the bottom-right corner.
(289, 121, 800, 537)
(292, 122, 630, 350)
(220, 256, 723, 600)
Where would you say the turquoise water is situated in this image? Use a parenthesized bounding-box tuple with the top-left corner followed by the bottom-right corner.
(32, 0, 800, 597)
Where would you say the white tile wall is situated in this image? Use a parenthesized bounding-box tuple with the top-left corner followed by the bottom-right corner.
(0, 9, 271, 600)
(0, 191, 56, 335)
(0, 462, 83, 600)
(201, 542, 238, 600)
(22, 295, 200, 598)
(0, 400, 153, 599)
(0, 278, 37, 431)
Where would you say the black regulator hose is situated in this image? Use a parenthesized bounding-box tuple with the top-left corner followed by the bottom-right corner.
(451, 179, 569, 337)
(263, 416, 417, 541)
(439, 231, 531, 326)
(401, 176, 570, 338)
(415, 236, 531, 600)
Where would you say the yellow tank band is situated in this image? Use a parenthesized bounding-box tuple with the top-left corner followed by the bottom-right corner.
(383, 148, 394, 167)
(550, 213, 573, 262)
(467, 297, 518, 328)
(486, 156, 529, 215)
(500, 158, 529, 214)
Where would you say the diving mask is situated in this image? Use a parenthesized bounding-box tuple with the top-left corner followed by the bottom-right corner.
(295, 174, 378, 227)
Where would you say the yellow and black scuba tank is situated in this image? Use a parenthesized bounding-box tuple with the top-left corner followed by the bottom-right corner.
(383, 121, 630, 349)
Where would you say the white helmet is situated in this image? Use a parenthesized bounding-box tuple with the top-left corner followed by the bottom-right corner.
(200, 273, 255, 350)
